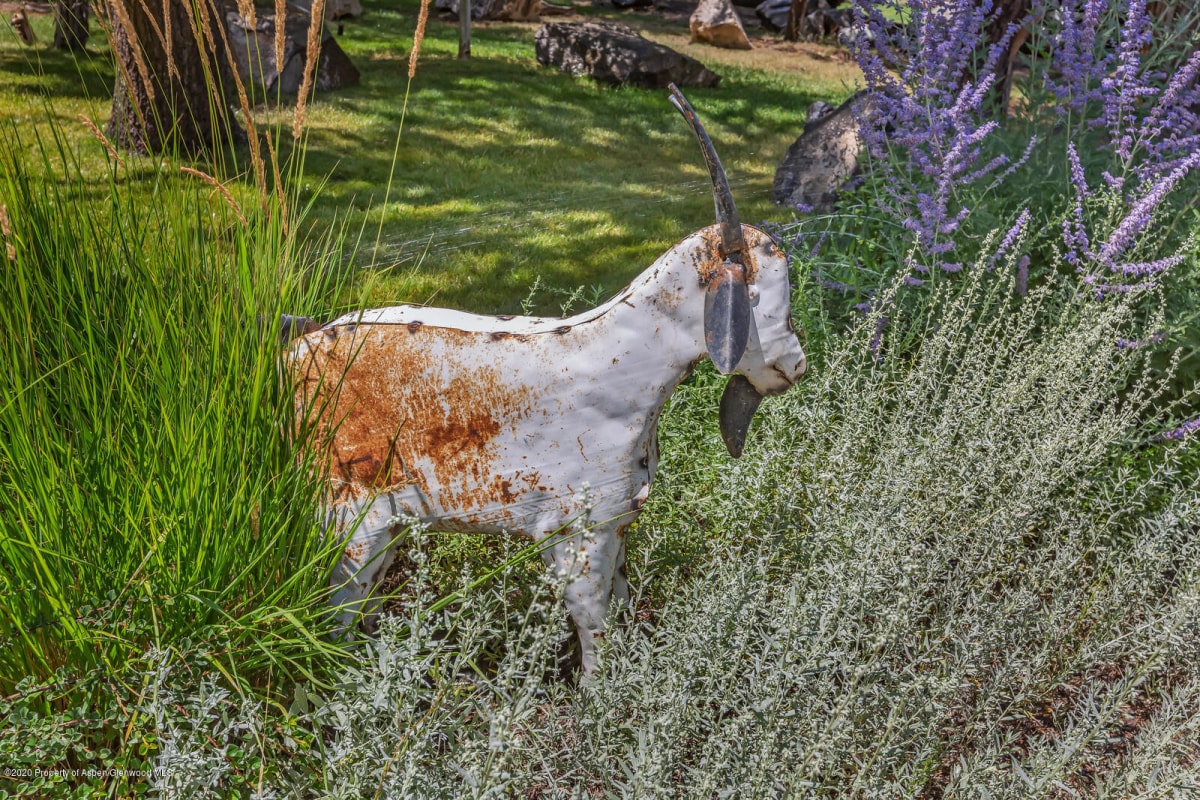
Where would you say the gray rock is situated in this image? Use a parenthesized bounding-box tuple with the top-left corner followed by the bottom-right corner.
(535, 22, 720, 88)
(755, 0, 790, 32)
(327, 0, 364, 19)
(804, 6, 854, 38)
(435, 0, 503, 20)
(805, 100, 834, 129)
(290, 0, 364, 20)
(225, 10, 360, 97)
(772, 92, 871, 213)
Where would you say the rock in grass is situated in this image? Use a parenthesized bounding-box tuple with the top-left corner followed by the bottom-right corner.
(294, 0, 364, 19)
(690, 0, 752, 49)
(535, 22, 720, 89)
(771, 91, 871, 213)
(225, 9, 359, 97)
(755, 0, 790, 32)
(435, 0, 503, 20)
(327, 0, 364, 19)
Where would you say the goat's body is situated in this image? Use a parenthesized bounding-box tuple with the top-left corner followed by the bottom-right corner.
(292, 227, 804, 672)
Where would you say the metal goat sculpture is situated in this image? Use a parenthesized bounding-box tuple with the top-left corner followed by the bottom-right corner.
(289, 86, 807, 673)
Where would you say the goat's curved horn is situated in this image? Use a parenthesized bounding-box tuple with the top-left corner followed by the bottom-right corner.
(669, 83, 751, 375)
(667, 84, 746, 264)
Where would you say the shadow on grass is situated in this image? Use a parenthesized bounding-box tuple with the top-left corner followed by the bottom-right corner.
(1, 0, 847, 314)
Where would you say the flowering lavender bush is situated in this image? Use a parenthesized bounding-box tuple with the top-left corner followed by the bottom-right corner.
(837, 0, 1200, 277)
(785, 0, 1200, 434)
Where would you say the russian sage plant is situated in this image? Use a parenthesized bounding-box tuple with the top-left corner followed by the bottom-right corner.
(840, 0, 1200, 283)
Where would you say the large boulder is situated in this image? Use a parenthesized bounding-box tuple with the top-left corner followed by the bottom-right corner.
(290, 0, 364, 20)
(327, 0, 364, 19)
(225, 10, 360, 97)
(435, 0, 500, 20)
(771, 92, 871, 213)
(689, 0, 752, 49)
(535, 22, 720, 88)
(755, 0, 790, 32)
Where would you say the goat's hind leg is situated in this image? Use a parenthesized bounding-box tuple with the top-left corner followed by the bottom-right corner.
(329, 498, 400, 634)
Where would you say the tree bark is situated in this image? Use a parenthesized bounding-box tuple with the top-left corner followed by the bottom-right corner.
(53, 0, 90, 51)
(459, 0, 472, 58)
(984, 0, 1032, 116)
(784, 0, 807, 42)
(105, 0, 245, 155)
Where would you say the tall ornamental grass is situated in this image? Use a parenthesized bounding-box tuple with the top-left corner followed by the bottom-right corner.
(3, 0, 1199, 796)
(0, 123, 349, 792)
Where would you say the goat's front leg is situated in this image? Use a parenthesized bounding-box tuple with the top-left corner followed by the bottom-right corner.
(329, 499, 399, 633)
(542, 524, 625, 675)
(612, 527, 632, 611)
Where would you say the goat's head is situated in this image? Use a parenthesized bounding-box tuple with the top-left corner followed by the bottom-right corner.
(669, 85, 807, 458)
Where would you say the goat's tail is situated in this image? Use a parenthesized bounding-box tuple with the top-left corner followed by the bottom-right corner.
(260, 313, 322, 345)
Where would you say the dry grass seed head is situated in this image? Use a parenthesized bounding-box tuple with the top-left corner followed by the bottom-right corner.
(0, 203, 14, 261)
(236, 0, 255, 27)
(78, 114, 125, 166)
(293, 0, 327, 139)
(291, 0, 326, 139)
(108, 0, 156, 102)
(409, 0, 431, 79)
(275, 0, 286, 72)
(181, 166, 248, 226)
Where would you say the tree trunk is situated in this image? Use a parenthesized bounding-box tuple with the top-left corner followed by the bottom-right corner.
(105, 0, 245, 155)
(784, 0, 807, 42)
(53, 0, 90, 51)
(459, 0, 472, 58)
(984, 0, 1032, 116)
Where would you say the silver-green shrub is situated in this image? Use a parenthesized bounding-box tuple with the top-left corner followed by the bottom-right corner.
(147, 255, 1199, 798)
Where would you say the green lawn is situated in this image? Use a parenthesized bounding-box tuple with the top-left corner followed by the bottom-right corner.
(0, 0, 860, 315)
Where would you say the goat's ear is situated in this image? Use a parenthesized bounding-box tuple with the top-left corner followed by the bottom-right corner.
(703, 262, 751, 374)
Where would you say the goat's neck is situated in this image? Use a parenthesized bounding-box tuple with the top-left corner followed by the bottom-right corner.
(573, 247, 710, 397)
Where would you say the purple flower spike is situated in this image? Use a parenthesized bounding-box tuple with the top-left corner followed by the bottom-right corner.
(1160, 417, 1200, 441)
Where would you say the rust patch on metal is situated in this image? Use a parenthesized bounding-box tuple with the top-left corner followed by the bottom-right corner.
(297, 325, 538, 512)
(343, 540, 370, 563)
(655, 284, 684, 313)
(695, 226, 764, 285)
(554, 325, 571, 335)
(490, 330, 530, 343)
(407, 321, 423, 333)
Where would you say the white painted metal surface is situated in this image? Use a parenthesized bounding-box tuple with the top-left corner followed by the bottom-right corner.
(290, 224, 805, 673)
